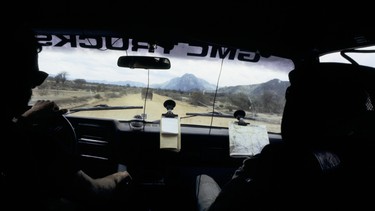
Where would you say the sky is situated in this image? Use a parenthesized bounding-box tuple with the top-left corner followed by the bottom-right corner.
(38, 46, 294, 87)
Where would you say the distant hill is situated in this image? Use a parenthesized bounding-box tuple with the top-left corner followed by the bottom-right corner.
(114, 81, 146, 87)
(151, 73, 217, 91)
(91, 75, 289, 99)
(89, 75, 289, 115)
(252, 78, 290, 96)
(218, 78, 290, 97)
(90, 80, 146, 87)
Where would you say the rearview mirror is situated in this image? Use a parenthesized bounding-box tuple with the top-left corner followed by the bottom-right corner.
(117, 56, 171, 69)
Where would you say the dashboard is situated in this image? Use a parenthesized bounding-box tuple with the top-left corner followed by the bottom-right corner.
(67, 115, 281, 181)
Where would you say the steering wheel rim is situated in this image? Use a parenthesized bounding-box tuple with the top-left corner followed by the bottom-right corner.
(29, 113, 78, 189)
(53, 114, 77, 155)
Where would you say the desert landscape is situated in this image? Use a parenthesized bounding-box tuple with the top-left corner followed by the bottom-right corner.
(32, 88, 282, 133)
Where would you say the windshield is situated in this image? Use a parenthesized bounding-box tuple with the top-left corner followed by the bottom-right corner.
(33, 34, 294, 133)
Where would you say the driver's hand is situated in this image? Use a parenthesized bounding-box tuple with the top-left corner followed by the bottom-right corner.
(21, 100, 67, 120)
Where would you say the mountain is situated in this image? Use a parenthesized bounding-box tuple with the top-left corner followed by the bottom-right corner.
(152, 73, 216, 91)
(91, 75, 289, 97)
(218, 78, 290, 97)
(148, 74, 289, 104)
(252, 78, 290, 97)
(217, 79, 290, 114)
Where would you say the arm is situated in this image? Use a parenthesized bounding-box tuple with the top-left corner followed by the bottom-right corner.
(231, 155, 259, 179)
(19, 100, 133, 202)
(21, 100, 67, 119)
(75, 170, 132, 201)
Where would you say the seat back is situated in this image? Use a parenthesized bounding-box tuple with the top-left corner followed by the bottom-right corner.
(282, 62, 374, 147)
(277, 62, 375, 209)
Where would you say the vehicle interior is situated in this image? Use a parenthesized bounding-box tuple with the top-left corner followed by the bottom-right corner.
(7, 0, 375, 210)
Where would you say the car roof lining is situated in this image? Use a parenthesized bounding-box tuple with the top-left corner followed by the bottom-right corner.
(12, 0, 375, 62)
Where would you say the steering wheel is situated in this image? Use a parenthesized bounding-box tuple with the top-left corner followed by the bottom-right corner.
(31, 113, 77, 153)
(29, 113, 78, 189)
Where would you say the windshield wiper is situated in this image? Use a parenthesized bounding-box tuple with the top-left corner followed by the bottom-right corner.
(68, 104, 143, 114)
(182, 111, 256, 120)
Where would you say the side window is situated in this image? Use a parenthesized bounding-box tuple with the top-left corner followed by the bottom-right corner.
(320, 46, 375, 68)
